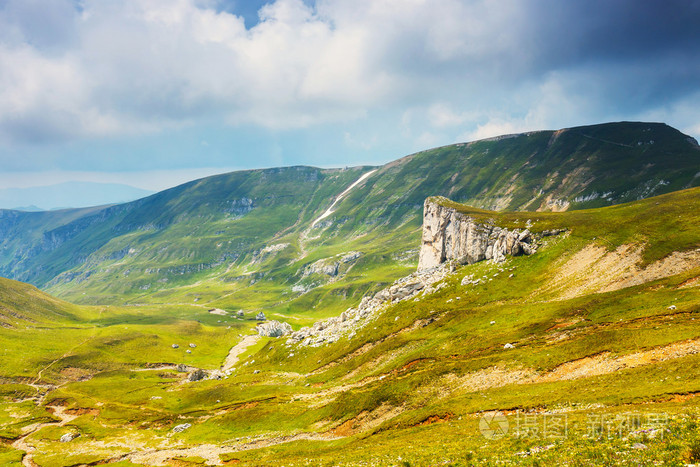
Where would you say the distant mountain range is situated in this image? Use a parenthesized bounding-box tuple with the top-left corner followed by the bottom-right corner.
(0, 181, 154, 211)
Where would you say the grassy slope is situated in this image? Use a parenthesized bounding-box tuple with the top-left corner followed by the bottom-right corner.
(0, 123, 697, 321)
(2, 188, 698, 465)
(0, 277, 89, 328)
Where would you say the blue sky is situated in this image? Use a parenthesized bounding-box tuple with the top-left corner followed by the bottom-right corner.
(0, 0, 699, 191)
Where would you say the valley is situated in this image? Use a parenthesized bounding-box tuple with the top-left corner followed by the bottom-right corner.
(0, 122, 699, 465)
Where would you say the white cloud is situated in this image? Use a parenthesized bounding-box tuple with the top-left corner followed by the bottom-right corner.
(0, 0, 698, 154)
(0, 0, 537, 145)
(427, 103, 475, 128)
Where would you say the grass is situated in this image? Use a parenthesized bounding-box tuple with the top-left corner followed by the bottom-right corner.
(0, 165, 699, 463)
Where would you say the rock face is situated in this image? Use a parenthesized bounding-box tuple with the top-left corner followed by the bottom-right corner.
(418, 197, 537, 270)
(256, 320, 293, 337)
(300, 251, 362, 278)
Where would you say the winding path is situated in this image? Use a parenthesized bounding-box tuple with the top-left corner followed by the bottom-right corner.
(222, 334, 260, 371)
(11, 406, 79, 467)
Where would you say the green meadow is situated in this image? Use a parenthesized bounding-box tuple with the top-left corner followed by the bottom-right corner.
(0, 183, 699, 465)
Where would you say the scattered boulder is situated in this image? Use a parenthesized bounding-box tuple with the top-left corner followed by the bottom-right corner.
(189, 343, 196, 348)
(60, 432, 80, 443)
(188, 369, 207, 382)
(237, 310, 244, 317)
(668, 305, 677, 310)
(256, 312, 266, 321)
(172, 423, 191, 433)
(504, 343, 515, 349)
(541, 229, 567, 237)
(176, 364, 189, 372)
(171, 344, 179, 349)
(256, 320, 293, 337)
(302, 259, 339, 277)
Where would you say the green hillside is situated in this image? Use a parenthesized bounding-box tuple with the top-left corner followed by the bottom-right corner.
(0, 122, 697, 319)
(1, 187, 698, 466)
(0, 277, 83, 328)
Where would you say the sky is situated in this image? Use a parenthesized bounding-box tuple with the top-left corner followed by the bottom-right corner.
(0, 0, 699, 192)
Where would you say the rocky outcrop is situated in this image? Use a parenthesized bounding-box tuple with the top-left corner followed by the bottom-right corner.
(286, 264, 450, 347)
(256, 320, 292, 337)
(418, 197, 537, 270)
(188, 369, 207, 382)
(300, 251, 362, 278)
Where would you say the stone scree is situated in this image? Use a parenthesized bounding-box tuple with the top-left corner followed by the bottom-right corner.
(286, 264, 450, 348)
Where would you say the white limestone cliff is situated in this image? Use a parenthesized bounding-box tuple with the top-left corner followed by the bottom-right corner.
(418, 197, 537, 270)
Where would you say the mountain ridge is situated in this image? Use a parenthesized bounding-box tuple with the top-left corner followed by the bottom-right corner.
(0, 122, 698, 315)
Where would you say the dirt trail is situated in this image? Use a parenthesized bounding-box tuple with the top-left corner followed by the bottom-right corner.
(222, 335, 260, 371)
(127, 432, 340, 466)
(11, 406, 79, 467)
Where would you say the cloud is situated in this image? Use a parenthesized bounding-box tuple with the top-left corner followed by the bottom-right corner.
(0, 0, 698, 160)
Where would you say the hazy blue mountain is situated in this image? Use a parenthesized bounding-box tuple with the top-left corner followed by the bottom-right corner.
(0, 181, 154, 211)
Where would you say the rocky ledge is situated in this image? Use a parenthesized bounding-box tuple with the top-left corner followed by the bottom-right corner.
(418, 196, 542, 270)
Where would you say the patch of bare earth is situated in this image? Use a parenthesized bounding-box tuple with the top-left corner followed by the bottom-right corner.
(330, 403, 404, 437)
(600, 248, 700, 293)
(537, 244, 700, 300)
(445, 338, 700, 394)
(58, 367, 94, 382)
(127, 431, 342, 466)
(679, 276, 700, 289)
(541, 338, 700, 382)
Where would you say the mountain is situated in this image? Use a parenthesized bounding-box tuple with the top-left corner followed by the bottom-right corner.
(0, 186, 698, 465)
(0, 181, 154, 211)
(0, 122, 698, 320)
